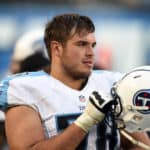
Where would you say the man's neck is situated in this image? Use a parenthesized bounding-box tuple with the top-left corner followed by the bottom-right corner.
(50, 71, 87, 90)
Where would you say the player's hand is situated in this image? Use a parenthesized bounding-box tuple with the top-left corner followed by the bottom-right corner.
(74, 91, 114, 132)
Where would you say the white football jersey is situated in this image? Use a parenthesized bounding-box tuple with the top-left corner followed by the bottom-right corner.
(0, 70, 123, 150)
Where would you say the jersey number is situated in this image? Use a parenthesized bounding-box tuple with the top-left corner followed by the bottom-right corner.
(56, 114, 88, 150)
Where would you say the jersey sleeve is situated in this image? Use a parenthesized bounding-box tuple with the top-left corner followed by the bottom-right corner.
(0, 73, 41, 112)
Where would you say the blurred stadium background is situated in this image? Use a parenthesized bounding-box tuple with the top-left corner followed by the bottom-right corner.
(0, 0, 150, 79)
(0, 1, 150, 149)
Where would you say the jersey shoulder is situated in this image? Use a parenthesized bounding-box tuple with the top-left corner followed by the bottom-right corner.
(92, 69, 123, 78)
(0, 71, 48, 110)
(90, 70, 124, 84)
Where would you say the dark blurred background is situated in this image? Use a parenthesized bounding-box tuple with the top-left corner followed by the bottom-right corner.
(0, 0, 150, 79)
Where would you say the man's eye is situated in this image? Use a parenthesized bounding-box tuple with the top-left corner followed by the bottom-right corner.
(77, 42, 87, 46)
(92, 43, 96, 48)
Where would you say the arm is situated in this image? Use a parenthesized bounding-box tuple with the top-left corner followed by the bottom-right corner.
(5, 91, 113, 150)
(5, 106, 86, 150)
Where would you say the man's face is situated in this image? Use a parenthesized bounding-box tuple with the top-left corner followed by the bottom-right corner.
(60, 31, 96, 79)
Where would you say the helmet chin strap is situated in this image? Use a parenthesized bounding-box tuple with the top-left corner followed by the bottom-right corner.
(120, 129, 150, 150)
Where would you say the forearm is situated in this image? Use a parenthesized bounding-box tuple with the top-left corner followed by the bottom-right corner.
(30, 123, 86, 150)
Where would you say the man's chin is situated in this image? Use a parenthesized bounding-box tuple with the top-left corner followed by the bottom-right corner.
(77, 69, 92, 79)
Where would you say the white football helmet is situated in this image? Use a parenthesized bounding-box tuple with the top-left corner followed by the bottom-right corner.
(12, 29, 48, 62)
(111, 66, 150, 133)
(10, 29, 49, 74)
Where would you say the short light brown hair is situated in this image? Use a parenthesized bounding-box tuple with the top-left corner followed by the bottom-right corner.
(44, 13, 95, 61)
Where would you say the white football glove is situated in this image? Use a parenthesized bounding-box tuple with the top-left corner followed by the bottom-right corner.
(74, 91, 114, 133)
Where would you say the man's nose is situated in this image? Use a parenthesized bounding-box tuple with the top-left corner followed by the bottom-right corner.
(86, 45, 94, 56)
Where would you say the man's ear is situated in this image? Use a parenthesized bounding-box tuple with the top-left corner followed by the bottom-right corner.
(50, 41, 63, 57)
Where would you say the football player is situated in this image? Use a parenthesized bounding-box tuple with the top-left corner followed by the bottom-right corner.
(0, 13, 149, 150)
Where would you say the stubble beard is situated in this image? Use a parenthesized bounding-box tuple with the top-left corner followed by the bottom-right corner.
(63, 64, 92, 80)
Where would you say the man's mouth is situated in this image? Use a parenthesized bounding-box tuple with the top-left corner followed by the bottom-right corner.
(83, 60, 93, 67)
